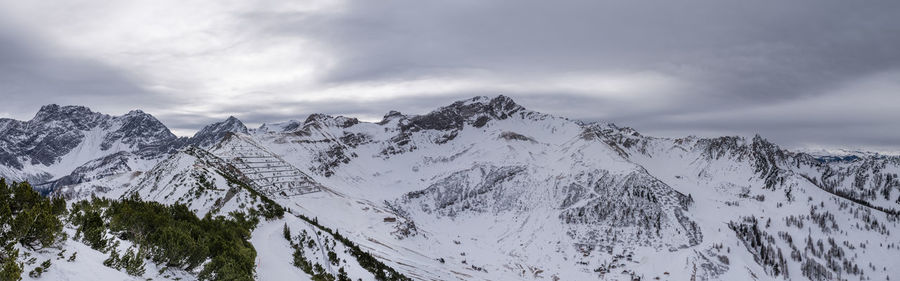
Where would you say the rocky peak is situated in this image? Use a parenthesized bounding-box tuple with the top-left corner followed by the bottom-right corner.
(30, 104, 107, 130)
(378, 110, 405, 125)
(449, 95, 524, 119)
(402, 95, 526, 132)
(189, 116, 249, 147)
(33, 104, 96, 118)
(124, 109, 146, 116)
(303, 113, 359, 129)
(0, 105, 183, 170)
(385, 110, 403, 118)
(199, 116, 248, 135)
(116, 109, 167, 128)
(101, 109, 177, 151)
(257, 120, 302, 133)
(33, 104, 64, 118)
(483, 95, 524, 119)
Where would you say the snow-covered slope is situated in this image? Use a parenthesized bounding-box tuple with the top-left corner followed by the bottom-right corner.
(246, 96, 898, 280)
(591, 122, 900, 280)
(55, 143, 413, 281)
(6, 95, 900, 280)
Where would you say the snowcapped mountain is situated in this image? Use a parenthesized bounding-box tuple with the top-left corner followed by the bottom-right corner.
(190, 116, 250, 148)
(0, 108, 253, 194)
(3, 96, 900, 280)
(0, 105, 177, 185)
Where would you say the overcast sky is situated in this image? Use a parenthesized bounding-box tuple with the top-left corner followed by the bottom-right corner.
(0, 0, 898, 152)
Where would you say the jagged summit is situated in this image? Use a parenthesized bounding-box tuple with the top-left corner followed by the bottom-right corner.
(399, 95, 526, 132)
(198, 116, 248, 134)
(0, 104, 178, 174)
(224, 115, 243, 125)
(256, 113, 360, 134)
(253, 95, 525, 133)
(256, 119, 303, 133)
(125, 109, 146, 116)
(442, 95, 524, 118)
(189, 116, 249, 147)
(34, 103, 95, 116)
(303, 113, 359, 129)
(30, 104, 106, 128)
(377, 110, 404, 125)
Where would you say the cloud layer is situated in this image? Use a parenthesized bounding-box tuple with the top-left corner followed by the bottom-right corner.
(0, 0, 898, 151)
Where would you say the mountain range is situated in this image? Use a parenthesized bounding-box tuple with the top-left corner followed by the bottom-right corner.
(1, 95, 898, 281)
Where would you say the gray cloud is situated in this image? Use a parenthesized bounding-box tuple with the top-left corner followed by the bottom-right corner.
(0, 22, 167, 120)
(263, 0, 900, 96)
(245, 0, 900, 150)
(1, 0, 899, 152)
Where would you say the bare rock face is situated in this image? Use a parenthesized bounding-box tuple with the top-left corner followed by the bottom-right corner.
(395, 164, 701, 250)
(189, 116, 249, 148)
(0, 105, 177, 176)
(379, 95, 527, 156)
(0, 106, 254, 190)
(401, 95, 523, 132)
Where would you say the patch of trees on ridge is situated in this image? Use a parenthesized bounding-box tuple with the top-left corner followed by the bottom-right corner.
(69, 195, 259, 281)
(288, 214, 412, 281)
(729, 216, 789, 279)
(0, 177, 267, 281)
(0, 179, 67, 281)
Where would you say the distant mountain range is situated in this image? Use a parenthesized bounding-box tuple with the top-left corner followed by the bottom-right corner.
(2, 95, 898, 280)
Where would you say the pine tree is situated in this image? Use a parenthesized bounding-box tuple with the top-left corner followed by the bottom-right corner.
(0, 200, 11, 247)
(2, 182, 63, 250)
(27, 259, 51, 278)
(124, 249, 146, 276)
(337, 267, 351, 281)
(328, 250, 339, 266)
(104, 249, 121, 269)
(0, 245, 22, 281)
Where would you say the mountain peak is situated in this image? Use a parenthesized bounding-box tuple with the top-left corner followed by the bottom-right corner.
(189, 116, 249, 147)
(457, 95, 522, 110)
(102, 108, 177, 151)
(32, 104, 100, 123)
(378, 110, 405, 125)
(401, 95, 526, 131)
(35, 104, 93, 114)
(198, 116, 248, 135)
(118, 109, 165, 125)
(384, 110, 403, 118)
(37, 103, 61, 112)
(125, 109, 145, 115)
(304, 113, 359, 129)
(445, 95, 525, 119)
(256, 120, 302, 133)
